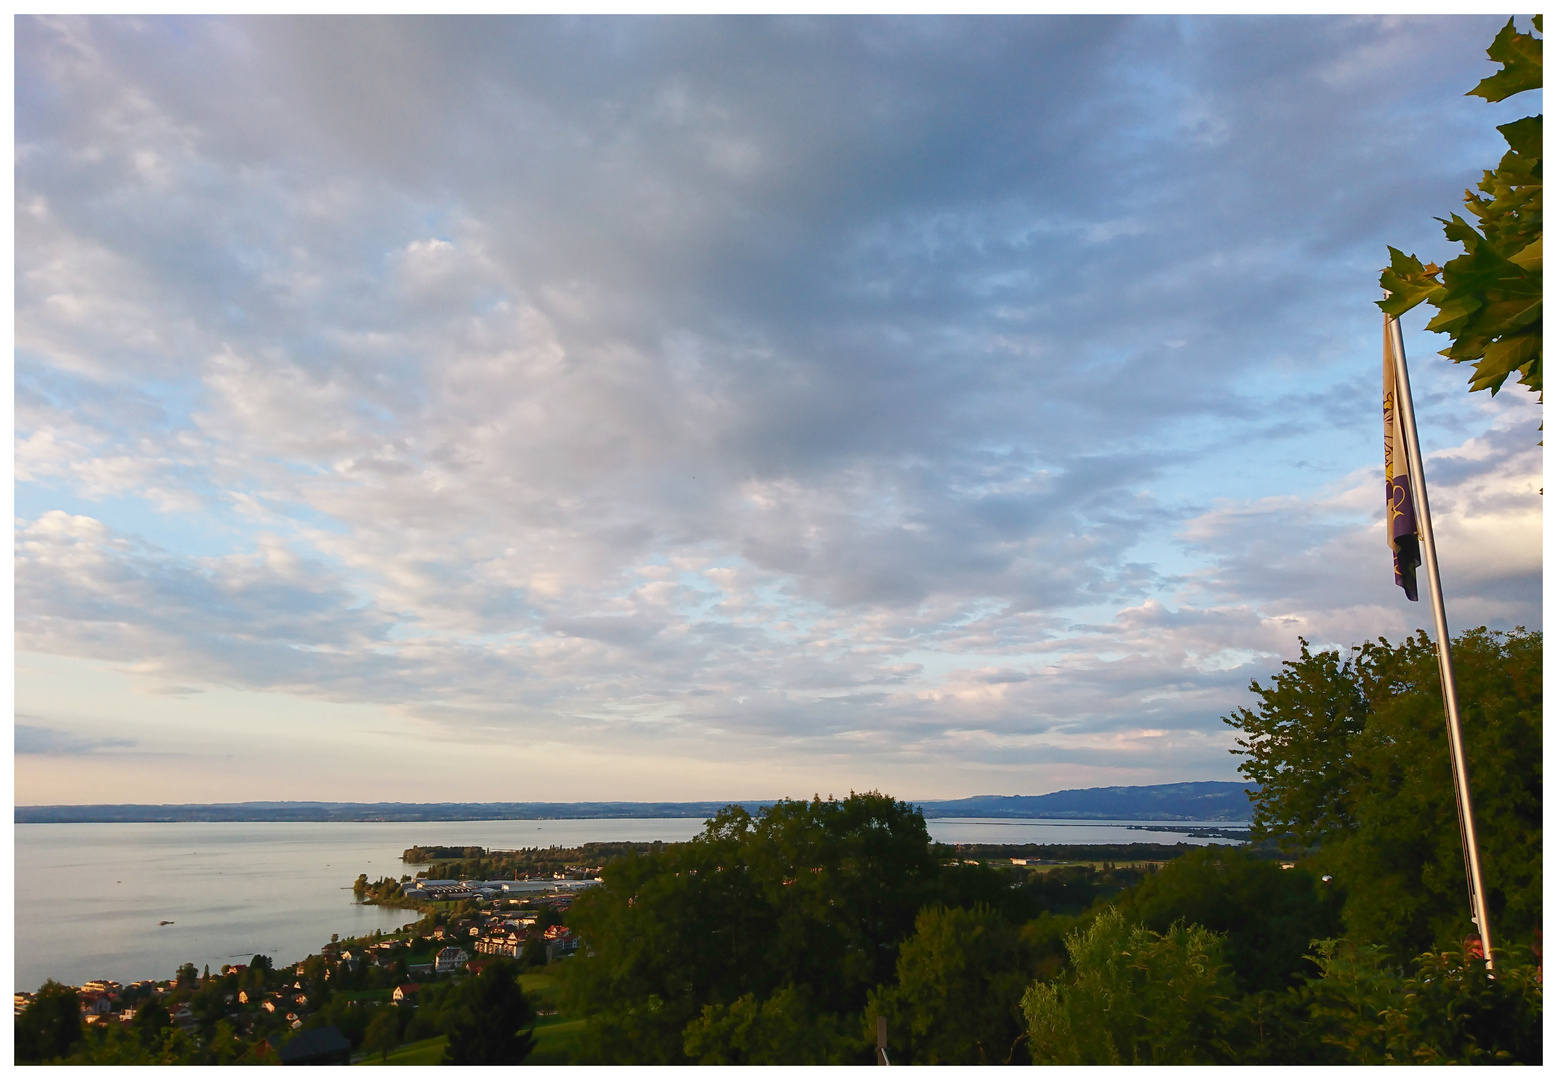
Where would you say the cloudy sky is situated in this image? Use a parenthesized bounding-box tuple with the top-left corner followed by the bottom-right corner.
(15, 15, 1542, 805)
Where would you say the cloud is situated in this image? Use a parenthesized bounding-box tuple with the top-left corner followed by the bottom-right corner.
(13, 15, 1541, 798)
(15, 720, 135, 756)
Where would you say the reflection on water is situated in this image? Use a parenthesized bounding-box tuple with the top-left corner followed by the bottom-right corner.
(15, 816, 1242, 989)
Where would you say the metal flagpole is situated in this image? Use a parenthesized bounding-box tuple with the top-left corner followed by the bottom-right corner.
(1386, 314, 1495, 970)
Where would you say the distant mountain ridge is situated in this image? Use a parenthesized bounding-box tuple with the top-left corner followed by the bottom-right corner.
(12, 800, 768, 824)
(15, 782, 1252, 824)
(916, 781, 1252, 822)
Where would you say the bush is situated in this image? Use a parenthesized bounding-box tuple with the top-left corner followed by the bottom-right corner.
(1021, 908, 1237, 1064)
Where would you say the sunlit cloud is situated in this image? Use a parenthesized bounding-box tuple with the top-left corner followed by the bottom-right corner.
(14, 14, 1540, 802)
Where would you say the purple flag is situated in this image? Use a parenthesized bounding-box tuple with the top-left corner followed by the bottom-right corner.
(1384, 320, 1420, 602)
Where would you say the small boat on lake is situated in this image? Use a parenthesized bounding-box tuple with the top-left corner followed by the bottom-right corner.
(158, 920, 175, 926)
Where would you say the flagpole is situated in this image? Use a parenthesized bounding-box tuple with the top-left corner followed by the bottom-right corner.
(1386, 314, 1495, 970)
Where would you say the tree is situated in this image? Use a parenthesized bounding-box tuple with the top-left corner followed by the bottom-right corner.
(1114, 846, 1341, 995)
(1021, 908, 1237, 1065)
(682, 987, 853, 1064)
(863, 905, 1031, 1065)
(247, 954, 273, 990)
(443, 958, 537, 1065)
(14, 980, 84, 1063)
(131, 998, 172, 1049)
(562, 792, 945, 1064)
(362, 1007, 402, 1062)
(1379, 18, 1542, 423)
(1294, 940, 1542, 1064)
(519, 936, 548, 970)
(200, 1020, 244, 1066)
(61, 1025, 160, 1065)
(1225, 628, 1542, 961)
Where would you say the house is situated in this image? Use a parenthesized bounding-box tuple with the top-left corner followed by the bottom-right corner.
(543, 928, 579, 963)
(80, 994, 114, 1016)
(474, 931, 523, 958)
(261, 1000, 278, 1013)
(435, 946, 469, 974)
(392, 983, 420, 1002)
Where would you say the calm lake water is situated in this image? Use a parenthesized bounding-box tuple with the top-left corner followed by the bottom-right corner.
(14, 817, 1241, 990)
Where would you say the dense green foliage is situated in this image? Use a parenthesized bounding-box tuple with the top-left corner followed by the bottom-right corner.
(1225, 627, 1541, 961)
(561, 792, 1024, 1064)
(363, 1007, 402, 1062)
(1380, 17, 1542, 415)
(865, 905, 1032, 1064)
(1114, 846, 1339, 995)
(1292, 940, 1544, 1064)
(1021, 910, 1543, 1065)
(682, 987, 853, 1065)
(1022, 908, 1237, 1064)
(14, 981, 84, 1063)
(442, 958, 536, 1064)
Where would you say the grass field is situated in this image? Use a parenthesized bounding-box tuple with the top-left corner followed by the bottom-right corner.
(356, 967, 584, 1065)
(529, 1018, 585, 1065)
(359, 1036, 447, 1065)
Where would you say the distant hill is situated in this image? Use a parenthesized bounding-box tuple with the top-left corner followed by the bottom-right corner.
(11, 800, 768, 824)
(918, 782, 1252, 822)
(14, 783, 1253, 824)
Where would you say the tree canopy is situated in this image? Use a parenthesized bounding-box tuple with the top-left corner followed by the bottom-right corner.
(560, 791, 1024, 1064)
(442, 957, 537, 1065)
(1379, 17, 1542, 418)
(1224, 627, 1542, 961)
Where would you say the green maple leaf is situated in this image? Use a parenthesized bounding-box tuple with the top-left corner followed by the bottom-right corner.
(1469, 17, 1543, 102)
(1379, 16, 1542, 421)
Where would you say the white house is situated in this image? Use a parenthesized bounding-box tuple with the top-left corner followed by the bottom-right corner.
(435, 946, 469, 974)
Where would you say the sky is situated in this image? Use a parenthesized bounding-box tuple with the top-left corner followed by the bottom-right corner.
(14, 15, 1543, 806)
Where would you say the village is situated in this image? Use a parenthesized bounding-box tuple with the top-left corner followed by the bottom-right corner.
(14, 884, 590, 1064)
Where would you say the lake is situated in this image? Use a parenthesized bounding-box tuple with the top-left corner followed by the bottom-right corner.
(14, 817, 1242, 990)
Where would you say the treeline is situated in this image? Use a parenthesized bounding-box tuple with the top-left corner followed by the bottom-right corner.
(406, 842, 653, 882)
(554, 628, 1540, 1064)
(949, 841, 1210, 862)
(353, 874, 415, 906)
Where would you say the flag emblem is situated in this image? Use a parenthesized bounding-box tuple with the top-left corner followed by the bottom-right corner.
(1384, 320, 1420, 601)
